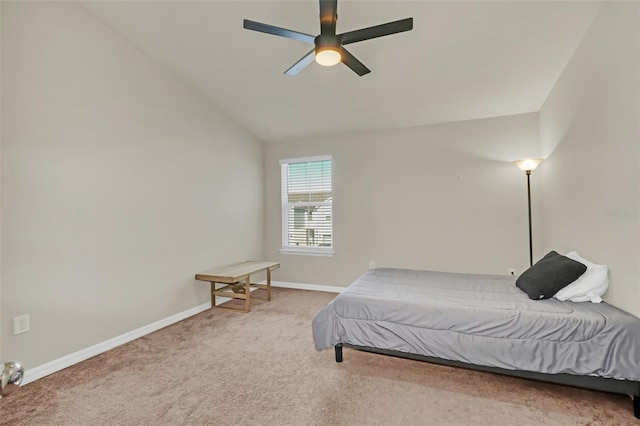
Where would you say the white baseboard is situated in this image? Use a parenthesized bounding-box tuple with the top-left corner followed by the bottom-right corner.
(270, 280, 344, 293)
(22, 281, 341, 386)
(22, 302, 212, 385)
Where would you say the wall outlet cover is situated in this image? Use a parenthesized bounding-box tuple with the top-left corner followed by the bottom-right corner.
(13, 314, 30, 335)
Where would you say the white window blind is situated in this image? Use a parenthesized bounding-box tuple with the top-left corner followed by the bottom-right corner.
(280, 156, 333, 256)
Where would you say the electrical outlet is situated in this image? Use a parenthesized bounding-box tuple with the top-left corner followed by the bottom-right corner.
(13, 314, 30, 335)
(369, 260, 376, 270)
(508, 268, 517, 276)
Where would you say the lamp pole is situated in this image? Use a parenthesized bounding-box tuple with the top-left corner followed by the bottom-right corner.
(526, 170, 533, 267)
(513, 158, 544, 268)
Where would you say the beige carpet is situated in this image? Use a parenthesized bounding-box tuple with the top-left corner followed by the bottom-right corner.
(0, 288, 636, 425)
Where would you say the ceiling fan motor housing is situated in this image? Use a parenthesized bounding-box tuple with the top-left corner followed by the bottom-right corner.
(315, 34, 342, 52)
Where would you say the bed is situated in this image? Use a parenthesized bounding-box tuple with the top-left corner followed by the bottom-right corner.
(311, 268, 640, 419)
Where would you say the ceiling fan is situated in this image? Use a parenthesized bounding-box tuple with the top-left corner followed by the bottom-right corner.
(243, 0, 413, 76)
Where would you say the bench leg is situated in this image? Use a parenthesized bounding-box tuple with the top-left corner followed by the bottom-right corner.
(244, 275, 251, 313)
(267, 268, 272, 301)
(210, 282, 216, 308)
(335, 344, 343, 363)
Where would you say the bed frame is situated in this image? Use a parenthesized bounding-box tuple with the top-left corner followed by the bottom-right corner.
(334, 344, 640, 419)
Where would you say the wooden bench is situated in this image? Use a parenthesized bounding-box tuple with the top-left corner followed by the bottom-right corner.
(195, 261, 280, 313)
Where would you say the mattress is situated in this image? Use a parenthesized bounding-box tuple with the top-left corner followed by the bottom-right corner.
(312, 268, 640, 381)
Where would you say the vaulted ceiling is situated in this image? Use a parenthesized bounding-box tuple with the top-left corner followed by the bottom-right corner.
(81, 1, 602, 143)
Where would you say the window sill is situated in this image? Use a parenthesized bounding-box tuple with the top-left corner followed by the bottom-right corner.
(279, 247, 335, 257)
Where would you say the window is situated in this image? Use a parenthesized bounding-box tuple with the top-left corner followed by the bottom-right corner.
(280, 156, 333, 256)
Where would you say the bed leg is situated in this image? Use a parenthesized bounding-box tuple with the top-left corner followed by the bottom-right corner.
(634, 395, 639, 419)
(335, 345, 343, 363)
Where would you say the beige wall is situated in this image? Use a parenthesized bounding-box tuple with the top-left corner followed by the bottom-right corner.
(539, 2, 640, 318)
(265, 113, 541, 287)
(0, 2, 3, 361)
(1, 2, 263, 368)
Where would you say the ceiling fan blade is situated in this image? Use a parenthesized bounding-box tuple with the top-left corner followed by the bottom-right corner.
(340, 18, 413, 45)
(243, 19, 315, 43)
(284, 49, 316, 76)
(319, 0, 338, 35)
(340, 47, 370, 76)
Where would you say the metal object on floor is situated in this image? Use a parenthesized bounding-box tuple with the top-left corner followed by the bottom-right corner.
(1, 360, 24, 398)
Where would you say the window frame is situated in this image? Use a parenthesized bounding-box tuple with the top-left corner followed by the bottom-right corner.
(279, 155, 334, 257)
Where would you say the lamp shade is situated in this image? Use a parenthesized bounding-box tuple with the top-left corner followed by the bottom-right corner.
(315, 48, 341, 66)
(513, 158, 544, 172)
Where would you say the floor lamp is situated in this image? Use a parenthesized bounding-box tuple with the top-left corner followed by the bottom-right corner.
(513, 158, 544, 267)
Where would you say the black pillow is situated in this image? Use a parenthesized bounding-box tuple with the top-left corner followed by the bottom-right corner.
(516, 251, 587, 300)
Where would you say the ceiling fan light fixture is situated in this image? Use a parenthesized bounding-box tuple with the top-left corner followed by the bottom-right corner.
(315, 48, 341, 66)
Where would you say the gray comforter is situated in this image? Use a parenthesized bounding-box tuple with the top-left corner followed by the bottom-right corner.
(312, 268, 640, 381)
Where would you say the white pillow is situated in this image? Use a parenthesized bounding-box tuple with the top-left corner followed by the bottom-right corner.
(553, 251, 608, 303)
